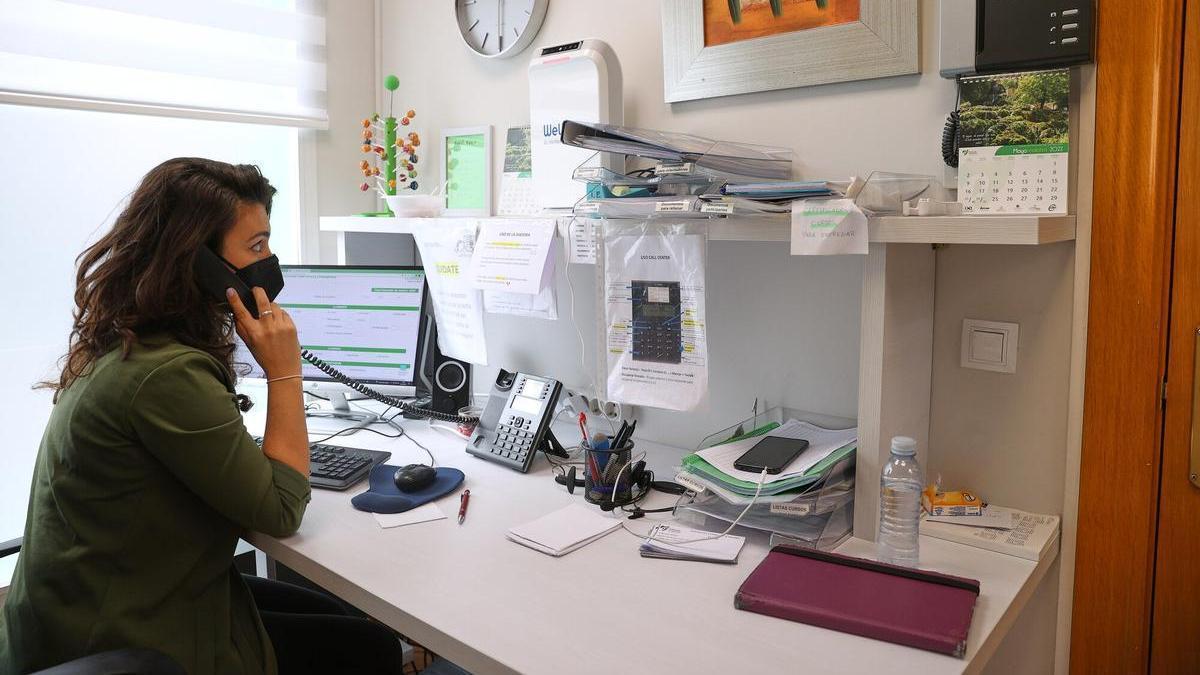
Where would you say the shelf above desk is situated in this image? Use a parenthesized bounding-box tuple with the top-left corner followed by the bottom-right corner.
(320, 214, 1076, 246)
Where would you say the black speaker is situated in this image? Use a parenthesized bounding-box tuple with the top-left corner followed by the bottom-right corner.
(429, 340, 471, 415)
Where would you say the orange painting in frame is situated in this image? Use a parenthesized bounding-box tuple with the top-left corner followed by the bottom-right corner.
(703, 0, 861, 47)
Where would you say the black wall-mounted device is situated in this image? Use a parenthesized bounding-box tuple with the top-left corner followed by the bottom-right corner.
(940, 0, 1094, 78)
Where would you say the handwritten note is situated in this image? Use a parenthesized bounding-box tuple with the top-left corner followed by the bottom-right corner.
(790, 198, 868, 256)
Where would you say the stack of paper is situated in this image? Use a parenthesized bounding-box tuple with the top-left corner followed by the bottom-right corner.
(679, 420, 858, 498)
(373, 502, 446, 529)
(507, 504, 621, 557)
(639, 524, 745, 564)
(720, 181, 842, 201)
(696, 195, 793, 215)
(920, 506, 1060, 561)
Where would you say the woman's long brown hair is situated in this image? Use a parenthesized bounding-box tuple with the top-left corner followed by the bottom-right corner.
(44, 158, 276, 401)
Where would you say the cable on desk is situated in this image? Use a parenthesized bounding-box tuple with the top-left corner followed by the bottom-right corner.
(641, 469, 770, 547)
(308, 424, 395, 445)
(307, 420, 436, 466)
(302, 349, 478, 425)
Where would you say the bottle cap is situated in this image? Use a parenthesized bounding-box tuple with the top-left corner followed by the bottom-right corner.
(891, 436, 917, 456)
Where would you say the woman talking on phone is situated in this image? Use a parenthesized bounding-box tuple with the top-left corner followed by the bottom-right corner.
(0, 158, 404, 674)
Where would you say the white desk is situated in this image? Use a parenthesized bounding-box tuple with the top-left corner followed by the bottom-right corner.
(245, 413, 1057, 675)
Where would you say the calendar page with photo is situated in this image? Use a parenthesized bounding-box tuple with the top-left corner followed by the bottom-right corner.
(498, 125, 538, 216)
(957, 69, 1069, 215)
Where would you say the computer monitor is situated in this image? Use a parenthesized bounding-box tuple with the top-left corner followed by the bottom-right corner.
(236, 264, 428, 422)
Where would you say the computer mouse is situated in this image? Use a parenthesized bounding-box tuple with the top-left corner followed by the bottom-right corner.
(393, 464, 437, 492)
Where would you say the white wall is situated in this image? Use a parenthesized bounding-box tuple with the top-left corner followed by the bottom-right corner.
(313, 0, 379, 263)
(363, 1, 1079, 671)
(372, 0, 958, 448)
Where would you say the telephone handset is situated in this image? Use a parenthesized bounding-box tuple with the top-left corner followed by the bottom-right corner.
(194, 246, 261, 318)
(466, 369, 564, 473)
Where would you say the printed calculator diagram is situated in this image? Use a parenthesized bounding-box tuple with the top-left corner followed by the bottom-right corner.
(630, 280, 683, 364)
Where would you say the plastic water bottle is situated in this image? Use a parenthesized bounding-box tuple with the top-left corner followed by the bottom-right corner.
(878, 436, 924, 568)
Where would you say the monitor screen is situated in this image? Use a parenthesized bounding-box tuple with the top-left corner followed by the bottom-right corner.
(236, 265, 427, 387)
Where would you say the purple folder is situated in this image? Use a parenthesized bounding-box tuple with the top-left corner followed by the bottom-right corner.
(735, 545, 980, 657)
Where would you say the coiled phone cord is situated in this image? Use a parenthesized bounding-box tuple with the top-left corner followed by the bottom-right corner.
(300, 349, 479, 425)
(941, 110, 960, 168)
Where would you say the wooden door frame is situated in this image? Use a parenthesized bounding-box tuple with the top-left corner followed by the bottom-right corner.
(1070, 1, 1186, 672)
(1150, 0, 1200, 667)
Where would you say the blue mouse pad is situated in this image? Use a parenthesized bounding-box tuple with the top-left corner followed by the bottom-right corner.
(351, 465, 465, 514)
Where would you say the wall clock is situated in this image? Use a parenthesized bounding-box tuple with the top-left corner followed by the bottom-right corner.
(455, 0, 549, 59)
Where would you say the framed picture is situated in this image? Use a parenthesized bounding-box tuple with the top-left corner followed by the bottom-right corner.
(440, 126, 493, 216)
(662, 0, 918, 103)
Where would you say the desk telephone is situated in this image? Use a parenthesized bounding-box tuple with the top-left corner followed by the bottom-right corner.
(466, 369, 565, 472)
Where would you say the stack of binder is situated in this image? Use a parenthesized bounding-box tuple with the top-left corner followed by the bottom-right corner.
(561, 120, 794, 180)
(561, 120, 823, 220)
(675, 408, 857, 550)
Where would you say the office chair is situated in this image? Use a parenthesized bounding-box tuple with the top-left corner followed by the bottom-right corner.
(0, 536, 185, 675)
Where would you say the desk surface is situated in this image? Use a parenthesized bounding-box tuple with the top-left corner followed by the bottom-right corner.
(245, 412, 1056, 675)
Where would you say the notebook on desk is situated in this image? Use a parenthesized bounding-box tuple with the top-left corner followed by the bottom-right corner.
(735, 546, 980, 657)
(507, 504, 620, 557)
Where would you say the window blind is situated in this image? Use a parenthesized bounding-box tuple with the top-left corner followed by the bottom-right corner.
(0, 0, 327, 128)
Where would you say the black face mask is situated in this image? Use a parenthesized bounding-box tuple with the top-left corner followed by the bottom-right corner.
(194, 246, 284, 318)
(231, 254, 285, 303)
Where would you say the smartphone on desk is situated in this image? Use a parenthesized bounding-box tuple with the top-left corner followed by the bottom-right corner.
(734, 436, 810, 474)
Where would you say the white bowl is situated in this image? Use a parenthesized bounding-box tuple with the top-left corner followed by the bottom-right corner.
(384, 194, 442, 217)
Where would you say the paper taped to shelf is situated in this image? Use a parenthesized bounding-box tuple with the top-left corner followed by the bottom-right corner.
(469, 218, 556, 294)
(411, 219, 488, 365)
(790, 198, 868, 255)
(566, 217, 597, 264)
(602, 220, 708, 411)
(484, 248, 559, 320)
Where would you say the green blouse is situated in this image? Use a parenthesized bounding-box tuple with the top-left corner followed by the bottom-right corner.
(0, 336, 310, 674)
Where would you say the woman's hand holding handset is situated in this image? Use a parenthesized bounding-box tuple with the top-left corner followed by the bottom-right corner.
(226, 287, 301, 380)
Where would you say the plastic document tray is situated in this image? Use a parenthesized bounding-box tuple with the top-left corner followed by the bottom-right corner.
(696, 407, 857, 452)
(560, 120, 793, 180)
(681, 498, 854, 552)
(573, 160, 721, 199)
(572, 196, 708, 219)
(677, 452, 856, 550)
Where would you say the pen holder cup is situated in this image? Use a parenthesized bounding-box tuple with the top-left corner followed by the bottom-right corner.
(583, 440, 634, 506)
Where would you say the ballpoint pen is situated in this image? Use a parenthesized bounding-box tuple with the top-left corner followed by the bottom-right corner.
(458, 489, 470, 525)
(577, 412, 592, 449)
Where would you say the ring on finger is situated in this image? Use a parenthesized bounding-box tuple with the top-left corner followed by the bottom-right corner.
(260, 310, 274, 317)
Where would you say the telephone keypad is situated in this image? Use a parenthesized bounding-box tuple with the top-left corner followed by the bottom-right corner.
(632, 325, 683, 364)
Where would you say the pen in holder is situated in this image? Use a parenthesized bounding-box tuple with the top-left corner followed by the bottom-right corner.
(584, 438, 634, 506)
